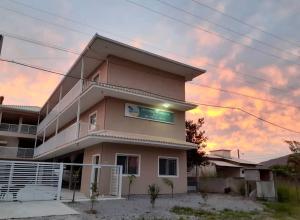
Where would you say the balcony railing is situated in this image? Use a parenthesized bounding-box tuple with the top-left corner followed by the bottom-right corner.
(0, 146, 34, 159)
(0, 123, 37, 135)
(37, 80, 82, 133)
(34, 121, 101, 157)
(35, 122, 78, 157)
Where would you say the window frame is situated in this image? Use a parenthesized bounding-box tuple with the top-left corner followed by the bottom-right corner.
(88, 111, 97, 131)
(115, 153, 141, 177)
(158, 156, 179, 178)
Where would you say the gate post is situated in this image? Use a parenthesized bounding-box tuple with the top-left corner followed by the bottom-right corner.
(57, 163, 63, 200)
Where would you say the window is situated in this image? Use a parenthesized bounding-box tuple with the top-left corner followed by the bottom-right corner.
(89, 112, 97, 131)
(116, 154, 140, 176)
(158, 157, 178, 177)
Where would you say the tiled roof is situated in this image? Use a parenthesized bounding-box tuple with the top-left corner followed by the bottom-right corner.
(212, 160, 242, 167)
(90, 130, 197, 149)
(0, 105, 40, 113)
(207, 154, 257, 165)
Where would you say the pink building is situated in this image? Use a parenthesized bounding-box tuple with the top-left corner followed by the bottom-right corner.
(29, 34, 205, 195)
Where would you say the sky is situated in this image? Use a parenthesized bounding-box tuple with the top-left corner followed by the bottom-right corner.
(0, 0, 299, 162)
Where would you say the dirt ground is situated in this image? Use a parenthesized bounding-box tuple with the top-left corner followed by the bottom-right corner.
(23, 193, 264, 220)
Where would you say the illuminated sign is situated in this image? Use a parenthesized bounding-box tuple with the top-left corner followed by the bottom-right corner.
(125, 103, 174, 124)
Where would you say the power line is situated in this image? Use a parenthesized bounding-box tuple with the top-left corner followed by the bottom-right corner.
(157, 0, 299, 58)
(191, 103, 300, 134)
(191, 0, 300, 48)
(125, 0, 300, 66)
(188, 82, 300, 110)
(0, 4, 298, 95)
(2, 29, 299, 107)
(1, 57, 300, 135)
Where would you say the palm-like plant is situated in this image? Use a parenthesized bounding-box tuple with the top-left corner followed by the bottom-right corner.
(163, 178, 174, 198)
(127, 174, 136, 200)
(89, 182, 99, 213)
(148, 184, 159, 208)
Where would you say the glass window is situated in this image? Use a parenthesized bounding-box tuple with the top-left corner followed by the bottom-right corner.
(116, 154, 139, 175)
(89, 113, 97, 130)
(159, 157, 178, 176)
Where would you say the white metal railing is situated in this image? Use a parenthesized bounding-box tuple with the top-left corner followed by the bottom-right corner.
(35, 123, 78, 157)
(20, 124, 37, 135)
(0, 147, 34, 159)
(0, 160, 63, 201)
(0, 123, 18, 133)
(37, 80, 82, 133)
(0, 123, 37, 135)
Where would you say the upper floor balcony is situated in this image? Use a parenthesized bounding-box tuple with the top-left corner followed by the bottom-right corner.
(0, 146, 34, 159)
(0, 123, 37, 138)
(37, 79, 197, 136)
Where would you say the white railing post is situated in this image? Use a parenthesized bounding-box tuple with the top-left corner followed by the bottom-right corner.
(118, 165, 123, 198)
(56, 163, 63, 201)
(35, 163, 39, 184)
(6, 162, 14, 199)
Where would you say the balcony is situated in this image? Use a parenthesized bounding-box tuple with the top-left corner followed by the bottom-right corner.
(0, 146, 34, 159)
(35, 122, 78, 157)
(0, 123, 37, 135)
(37, 80, 82, 133)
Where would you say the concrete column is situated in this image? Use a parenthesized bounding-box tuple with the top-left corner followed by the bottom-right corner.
(59, 86, 63, 101)
(43, 129, 46, 143)
(55, 118, 59, 135)
(18, 117, 23, 133)
(46, 102, 49, 115)
(80, 57, 84, 92)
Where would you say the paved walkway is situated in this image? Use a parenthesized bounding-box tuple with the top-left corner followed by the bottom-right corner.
(0, 201, 78, 219)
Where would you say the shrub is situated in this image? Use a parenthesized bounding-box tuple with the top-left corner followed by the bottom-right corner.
(162, 178, 174, 198)
(148, 184, 160, 208)
(127, 174, 136, 200)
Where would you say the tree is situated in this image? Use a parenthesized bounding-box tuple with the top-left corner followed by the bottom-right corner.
(284, 140, 300, 202)
(186, 118, 208, 190)
(88, 182, 99, 214)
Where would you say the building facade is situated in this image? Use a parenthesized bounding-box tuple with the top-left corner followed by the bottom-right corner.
(0, 97, 39, 160)
(17, 35, 205, 195)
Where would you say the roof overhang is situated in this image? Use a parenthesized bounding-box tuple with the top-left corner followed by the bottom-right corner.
(35, 133, 197, 160)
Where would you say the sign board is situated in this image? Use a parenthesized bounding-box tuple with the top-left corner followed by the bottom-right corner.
(125, 103, 174, 124)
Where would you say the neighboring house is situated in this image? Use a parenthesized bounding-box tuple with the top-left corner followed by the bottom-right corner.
(188, 149, 258, 178)
(32, 34, 206, 195)
(260, 154, 291, 168)
(0, 97, 39, 160)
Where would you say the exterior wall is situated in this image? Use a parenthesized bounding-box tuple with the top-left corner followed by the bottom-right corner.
(81, 143, 188, 196)
(104, 98, 185, 140)
(107, 56, 185, 100)
(198, 177, 244, 194)
(0, 135, 19, 147)
(79, 100, 106, 136)
(216, 167, 242, 178)
(85, 61, 108, 85)
(188, 164, 217, 178)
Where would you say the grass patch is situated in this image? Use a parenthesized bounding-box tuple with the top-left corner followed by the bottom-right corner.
(170, 206, 263, 220)
(264, 202, 300, 220)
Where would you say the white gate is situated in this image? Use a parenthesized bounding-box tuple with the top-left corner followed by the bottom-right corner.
(0, 160, 63, 201)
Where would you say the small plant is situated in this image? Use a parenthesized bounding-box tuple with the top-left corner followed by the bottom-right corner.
(88, 182, 99, 214)
(163, 178, 174, 198)
(71, 168, 81, 203)
(148, 184, 159, 208)
(127, 174, 136, 200)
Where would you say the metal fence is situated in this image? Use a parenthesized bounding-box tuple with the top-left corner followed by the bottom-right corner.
(0, 160, 123, 202)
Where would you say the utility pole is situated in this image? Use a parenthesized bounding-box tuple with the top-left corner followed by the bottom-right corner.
(237, 149, 240, 158)
(0, 35, 3, 55)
